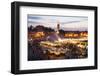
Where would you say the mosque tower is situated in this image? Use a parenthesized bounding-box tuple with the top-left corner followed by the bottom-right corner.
(56, 20, 60, 34)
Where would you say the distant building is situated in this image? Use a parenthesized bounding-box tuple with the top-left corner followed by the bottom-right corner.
(64, 32, 88, 38)
(55, 21, 60, 34)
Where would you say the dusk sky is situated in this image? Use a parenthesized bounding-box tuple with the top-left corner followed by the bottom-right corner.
(28, 15, 88, 31)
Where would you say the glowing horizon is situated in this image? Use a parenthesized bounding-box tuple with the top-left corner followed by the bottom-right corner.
(28, 15, 88, 31)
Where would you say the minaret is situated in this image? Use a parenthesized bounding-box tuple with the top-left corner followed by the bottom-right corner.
(56, 21, 60, 34)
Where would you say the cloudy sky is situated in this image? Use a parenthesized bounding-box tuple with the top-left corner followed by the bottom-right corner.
(28, 15, 88, 31)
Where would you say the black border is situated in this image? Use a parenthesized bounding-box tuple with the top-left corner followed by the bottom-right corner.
(11, 1, 98, 74)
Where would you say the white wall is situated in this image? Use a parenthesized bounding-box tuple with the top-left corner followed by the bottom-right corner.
(0, 0, 99, 76)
